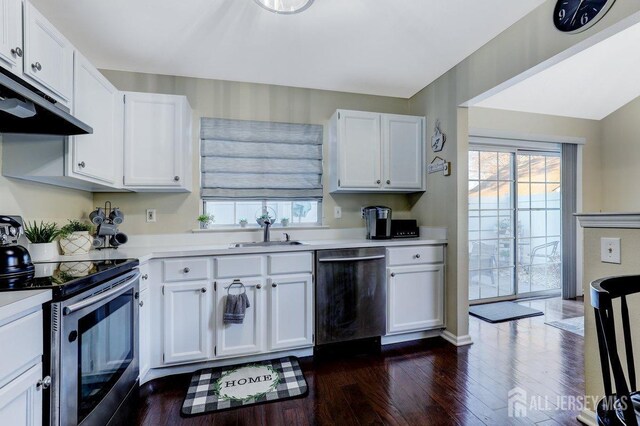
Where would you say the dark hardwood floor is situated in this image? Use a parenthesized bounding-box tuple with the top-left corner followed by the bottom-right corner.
(137, 297, 585, 426)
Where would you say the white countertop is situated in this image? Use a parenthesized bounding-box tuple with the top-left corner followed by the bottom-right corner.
(0, 289, 51, 324)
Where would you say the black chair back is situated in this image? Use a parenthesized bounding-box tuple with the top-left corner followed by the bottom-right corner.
(591, 275, 640, 426)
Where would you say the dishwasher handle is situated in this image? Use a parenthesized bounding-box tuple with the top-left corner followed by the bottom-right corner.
(318, 254, 385, 263)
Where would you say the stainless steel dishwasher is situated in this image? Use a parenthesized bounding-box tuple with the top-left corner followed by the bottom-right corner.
(315, 247, 386, 345)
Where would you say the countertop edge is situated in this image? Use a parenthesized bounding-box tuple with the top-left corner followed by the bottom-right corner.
(0, 289, 52, 323)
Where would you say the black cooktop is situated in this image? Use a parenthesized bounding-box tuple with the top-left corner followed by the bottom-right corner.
(0, 258, 139, 299)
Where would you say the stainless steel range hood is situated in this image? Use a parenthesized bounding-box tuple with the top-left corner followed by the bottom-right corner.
(0, 69, 92, 136)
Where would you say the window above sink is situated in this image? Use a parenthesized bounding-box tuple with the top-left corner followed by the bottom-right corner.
(203, 200, 322, 227)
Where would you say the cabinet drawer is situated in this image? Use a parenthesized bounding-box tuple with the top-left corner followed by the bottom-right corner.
(215, 256, 264, 279)
(387, 246, 444, 266)
(163, 258, 211, 282)
(268, 252, 313, 275)
(0, 311, 43, 387)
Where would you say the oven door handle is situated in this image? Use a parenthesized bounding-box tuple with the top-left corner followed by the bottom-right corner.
(318, 255, 386, 262)
(63, 271, 140, 316)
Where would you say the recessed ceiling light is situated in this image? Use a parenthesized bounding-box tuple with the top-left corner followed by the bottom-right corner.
(254, 0, 314, 14)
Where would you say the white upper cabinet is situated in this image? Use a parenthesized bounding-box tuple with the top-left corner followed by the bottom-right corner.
(23, 1, 73, 104)
(69, 52, 122, 186)
(0, 0, 23, 75)
(382, 114, 424, 190)
(329, 109, 425, 193)
(123, 92, 192, 192)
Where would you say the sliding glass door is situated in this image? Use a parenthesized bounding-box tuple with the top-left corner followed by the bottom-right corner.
(469, 148, 562, 303)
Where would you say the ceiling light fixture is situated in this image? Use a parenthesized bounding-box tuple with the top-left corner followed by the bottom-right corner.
(254, 0, 314, 14)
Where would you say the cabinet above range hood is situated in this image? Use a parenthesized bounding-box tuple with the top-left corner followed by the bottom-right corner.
(0, 69, 92, 136)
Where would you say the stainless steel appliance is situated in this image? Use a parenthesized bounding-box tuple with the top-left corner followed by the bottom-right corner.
(0, 68, 91, 135)
(363, 206, 392, 240)
(315, 247, 386, 345)
(0, 255, 140, 426)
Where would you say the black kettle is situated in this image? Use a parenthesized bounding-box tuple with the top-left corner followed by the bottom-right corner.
(0, 216, 35, 279)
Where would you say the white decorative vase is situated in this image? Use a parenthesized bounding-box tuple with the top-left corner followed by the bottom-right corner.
(59, 231, 93, 255)
(28, 242, 58, 261)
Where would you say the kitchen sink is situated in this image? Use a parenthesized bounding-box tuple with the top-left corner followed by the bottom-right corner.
(230, 241, 306, 248)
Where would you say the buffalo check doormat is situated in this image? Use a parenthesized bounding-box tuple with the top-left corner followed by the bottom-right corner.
(181, 356, 308, 416)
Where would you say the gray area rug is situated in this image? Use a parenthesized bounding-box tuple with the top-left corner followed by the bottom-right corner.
(545, 316, 585, 337)
(469, 301, 544, 323)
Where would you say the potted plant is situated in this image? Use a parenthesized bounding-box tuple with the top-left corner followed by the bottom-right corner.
(58, 220, 94, 255)
(24, 221, 60, 261)
(281, 217, 290, 227)
(197, 214, 214, 229)
(239, 218, 248, 228)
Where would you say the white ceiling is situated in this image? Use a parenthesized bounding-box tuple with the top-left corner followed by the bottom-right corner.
(30, 0, 544, 98)
(474, 21, 640, 120)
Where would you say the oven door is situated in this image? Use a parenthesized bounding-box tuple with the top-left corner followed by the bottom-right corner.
(56, 271, 139, 426)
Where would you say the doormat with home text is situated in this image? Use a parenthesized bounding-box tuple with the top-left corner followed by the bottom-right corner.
(181, 356, 308, 416)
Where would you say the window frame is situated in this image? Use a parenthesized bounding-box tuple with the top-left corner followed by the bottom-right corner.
(202, 199, 323, 228)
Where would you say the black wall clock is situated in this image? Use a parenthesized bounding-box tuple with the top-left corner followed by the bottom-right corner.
(554, 0, 616, 33)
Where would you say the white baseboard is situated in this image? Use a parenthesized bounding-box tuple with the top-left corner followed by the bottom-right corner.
(440, 330, 473, 346)
(381, 329, 442, 345)
(577, 409, 597, 425)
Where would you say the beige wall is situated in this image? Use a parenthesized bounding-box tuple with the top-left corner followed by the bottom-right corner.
(408, 0, 640, 337)
(601, 96, 640, 210)
(95, 70, 413, 234)
(468, 107, 604, 212)
(0, 135, 94, 224)
(582, 227, 640, 411)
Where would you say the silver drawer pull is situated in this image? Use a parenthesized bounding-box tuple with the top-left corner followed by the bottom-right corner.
(415, 254, 421, 259)
(32, 62, 42, 71)
(141, 274, 148, 280)
(390, 273, 396, 277)
(11, 47, 22, 57)
(183, 267, 190, 273)
(37, 376, 51, 390)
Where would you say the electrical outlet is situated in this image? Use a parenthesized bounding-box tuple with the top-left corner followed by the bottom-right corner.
(146, 209, 157, 223)
(334, 206, 342, 219)
(601, 237, 621, 264)
(360, 206, 365, 218)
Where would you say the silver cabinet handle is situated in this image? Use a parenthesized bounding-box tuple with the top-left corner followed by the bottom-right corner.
(141, 274, 148, 280)
(256, 284, 262, 289)
(272, 283, 277, 288)
(139, 300, 144, 307)
(200, 287, 207, 293)
(32, 62, 42, 71)
(386, 180, 391, 184)
(37, 376, 51, 390)
(174, 176, 180, 182)
(78, 161, 86, 168)
(390, 273, 396, 277)
(11, 47, 22, 57)
(376, 180, 381, 184)
(183, 267, 190, 273)
(318, 255, 386, 263)
(415, 254, 421, 259)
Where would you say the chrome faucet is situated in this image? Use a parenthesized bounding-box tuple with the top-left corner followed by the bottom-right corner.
(263, 219, 272, 242)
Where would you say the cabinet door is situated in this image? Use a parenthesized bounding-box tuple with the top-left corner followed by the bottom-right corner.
(387, 264, 444, 334)
(69, 53, 122, 185)
(139, 288, 150, 379)
(123, 92, 186, 188)
(0, 0, 22, 74)
(382, 114, 424, 190)
(23, 2, 73, 102)
(0, 363, 43, 426)
(337, 110, 381, 189)
(268, 275, 313, 351)
(215, 278, 265, 358)
(163, 281, 211, 364)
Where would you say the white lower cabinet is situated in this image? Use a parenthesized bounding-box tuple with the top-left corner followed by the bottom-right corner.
(162, 281, 212, 364)
(268, 274, 313, 351)
(387, 263, 444, 334)
(0, 363, 43, 426)
(215, 277, 266, 358)
(138, 287, 150, 378)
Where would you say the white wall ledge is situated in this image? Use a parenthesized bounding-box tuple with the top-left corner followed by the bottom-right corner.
(576, 212, 640, 229)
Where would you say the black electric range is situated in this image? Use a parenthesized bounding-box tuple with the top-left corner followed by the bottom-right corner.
(0, 258, 139, 300)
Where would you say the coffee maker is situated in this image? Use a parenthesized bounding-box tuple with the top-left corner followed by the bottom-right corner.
(363, 206, 392, 240)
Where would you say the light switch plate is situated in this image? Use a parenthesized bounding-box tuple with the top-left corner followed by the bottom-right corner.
(601, 237, 621, 264)
(334, 206, 342, 219)
(146, 209, 157, 223)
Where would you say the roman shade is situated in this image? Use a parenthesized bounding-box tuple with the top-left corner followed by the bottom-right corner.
(201, 118, 323, 199)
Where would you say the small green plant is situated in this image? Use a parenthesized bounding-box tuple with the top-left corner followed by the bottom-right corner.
(197, 214, 214, 224)
(24, 221, 60, 243)
(59, 220, 93, 238)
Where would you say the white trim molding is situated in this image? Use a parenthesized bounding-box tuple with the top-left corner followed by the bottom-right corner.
(577, 408, 597, 425)
(469, 128, 586, 146)
(441, 330, 473, 346)
(576, 212, 640, 229)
